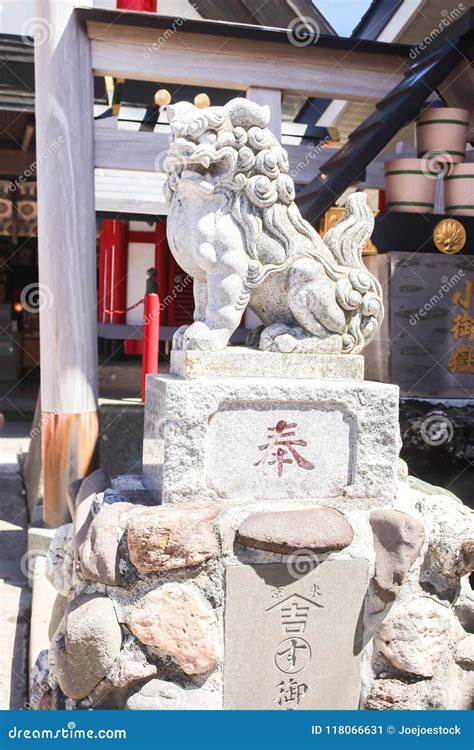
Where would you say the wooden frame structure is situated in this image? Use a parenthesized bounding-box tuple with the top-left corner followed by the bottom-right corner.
(34, 3, 410, 524)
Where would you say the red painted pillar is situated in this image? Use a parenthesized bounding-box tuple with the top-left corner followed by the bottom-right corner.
(98, 219, 129, 324)
(116, 0, 157, 10)
(141, 268, 160, 401)
(154, 222, 169, 324)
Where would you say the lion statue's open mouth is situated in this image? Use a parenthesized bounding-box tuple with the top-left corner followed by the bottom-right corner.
(163, 97, 383, 355)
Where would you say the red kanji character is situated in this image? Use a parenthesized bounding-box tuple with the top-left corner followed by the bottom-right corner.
(255, 420, 315, 478)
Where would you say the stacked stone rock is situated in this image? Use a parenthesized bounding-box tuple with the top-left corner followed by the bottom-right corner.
(33, 473, 223, 710)
(32, 457, 474, 711)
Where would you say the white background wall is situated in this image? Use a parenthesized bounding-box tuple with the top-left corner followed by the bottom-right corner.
(126, 221, 154, 326)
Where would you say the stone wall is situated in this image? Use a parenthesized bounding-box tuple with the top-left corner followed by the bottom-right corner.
(32, 466, 474, 711)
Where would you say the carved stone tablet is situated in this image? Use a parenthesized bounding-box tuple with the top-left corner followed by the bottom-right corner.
(207, 402, 355, 500)
(224, 560, 368, 710)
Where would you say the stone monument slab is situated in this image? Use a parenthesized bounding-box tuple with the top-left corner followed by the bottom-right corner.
(143, 375, 399, 504)
(223, 559, 369, 709)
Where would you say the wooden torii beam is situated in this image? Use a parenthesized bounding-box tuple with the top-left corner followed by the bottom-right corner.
(82, 10, 408, 103)
(34, 0, 98, 527)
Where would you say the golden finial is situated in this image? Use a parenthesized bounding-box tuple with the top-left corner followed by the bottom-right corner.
(194, 93, 211, 108)
(154, 89, 171, 107)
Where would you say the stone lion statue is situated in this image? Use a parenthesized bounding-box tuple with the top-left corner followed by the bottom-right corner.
(164, 97, 383, 354)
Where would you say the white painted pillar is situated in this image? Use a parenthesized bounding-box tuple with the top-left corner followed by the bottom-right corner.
(34, 0, 98, 526)
(246, 86, 282, 141)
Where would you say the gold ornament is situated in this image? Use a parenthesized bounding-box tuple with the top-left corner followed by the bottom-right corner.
(194, 93, 211, 109)
(321, 206, 378, 255)
(363, 238, 378, 256)
(154, 89, 171, 107)
(321, 207, 345, 235)
(433, 218, 466, 254)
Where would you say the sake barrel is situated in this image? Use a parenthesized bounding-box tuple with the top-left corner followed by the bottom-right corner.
(445, 162, 474, 217)
(416, 107, 468, 164)
(384, 158, 437, 214)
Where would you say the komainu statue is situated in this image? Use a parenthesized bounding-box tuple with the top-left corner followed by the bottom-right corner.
(164, 98, 383, 354)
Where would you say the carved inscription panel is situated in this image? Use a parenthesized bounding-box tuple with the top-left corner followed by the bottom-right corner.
(224, 560, 368, 709)
(207, 402, 355, 500)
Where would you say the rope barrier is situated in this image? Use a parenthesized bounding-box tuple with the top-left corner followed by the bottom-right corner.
(102, 298, 144, 316)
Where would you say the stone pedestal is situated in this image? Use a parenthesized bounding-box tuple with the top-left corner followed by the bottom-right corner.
(143, 352, 400, 506)
(137, 351, 399, 710)
(38, 349, 474, 714)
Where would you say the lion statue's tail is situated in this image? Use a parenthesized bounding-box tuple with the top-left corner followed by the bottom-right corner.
(322, 193, 384, 352)
(323, 192, 374, 268)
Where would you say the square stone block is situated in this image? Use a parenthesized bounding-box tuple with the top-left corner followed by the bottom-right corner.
(143, 375, 399, 504)
(224, 559, 369, 709)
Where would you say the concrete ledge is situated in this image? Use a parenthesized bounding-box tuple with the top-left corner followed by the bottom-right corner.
(28, 526, 54, 556)
(29, 556, 56, 679)
(27, 527, 55, 587)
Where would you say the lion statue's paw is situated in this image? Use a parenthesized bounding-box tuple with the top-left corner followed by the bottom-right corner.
(173, 322, 230, 351)
(259, 323, 344, 354)
(172, 323, 206, 351)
